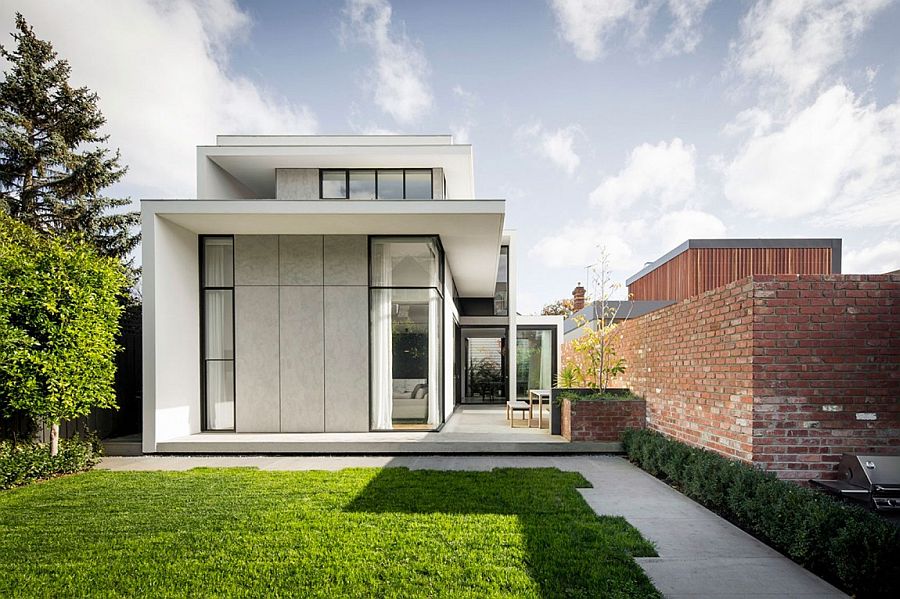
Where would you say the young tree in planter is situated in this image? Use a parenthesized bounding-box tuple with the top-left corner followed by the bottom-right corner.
(569, 248, 629, 390)
(0, 13, 138, 269)
(0, 214, 127, 455)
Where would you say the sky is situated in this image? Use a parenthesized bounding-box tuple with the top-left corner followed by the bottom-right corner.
(2, 0, 899, 312)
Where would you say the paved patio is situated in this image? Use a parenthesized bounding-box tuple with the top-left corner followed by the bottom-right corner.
(141, 405, 621, 454)
(98, 454, 846, 598)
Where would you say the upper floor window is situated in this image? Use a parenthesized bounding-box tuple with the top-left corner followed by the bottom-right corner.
(321, 169, 433, 199)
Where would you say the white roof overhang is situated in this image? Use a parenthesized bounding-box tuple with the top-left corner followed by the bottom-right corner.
(143, 199, 504, 296)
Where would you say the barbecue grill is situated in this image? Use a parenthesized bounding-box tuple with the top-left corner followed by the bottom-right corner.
(812, 454, 900, 511)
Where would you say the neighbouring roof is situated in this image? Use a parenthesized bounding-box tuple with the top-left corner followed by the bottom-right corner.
(563, 300, 674, 334)
(625, 238, 842, 285)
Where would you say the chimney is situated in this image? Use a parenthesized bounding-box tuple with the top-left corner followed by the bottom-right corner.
(572, 282, 586, 312)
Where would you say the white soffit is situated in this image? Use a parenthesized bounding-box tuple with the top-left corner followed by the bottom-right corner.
(202, 145, 475, 198)
(145, 200, 503, 296)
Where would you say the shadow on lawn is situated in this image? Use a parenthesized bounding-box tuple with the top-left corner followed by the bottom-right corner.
(343, 465, 659, 599)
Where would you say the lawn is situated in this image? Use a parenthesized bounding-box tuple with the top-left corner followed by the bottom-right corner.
(0, 467, 659, 598)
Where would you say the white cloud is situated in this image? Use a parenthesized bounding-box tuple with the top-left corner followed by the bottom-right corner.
(549, 0, 711, 61)
(731, 0, 890, 101)
(590, 138, 696, 209)
(518, 122, 583, 175)
(658, 0, 713, 58)
(724, 85, 900, 227)
(449, 85, 478, 144)
(342, 0, 432, 124)
(844, 240, 900, 274)
(0, 0, 317, 197)
(527, 208, 725, 288)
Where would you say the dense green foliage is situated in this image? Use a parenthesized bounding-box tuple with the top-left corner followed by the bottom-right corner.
(0, 437, 99, 490)
(0, 467, 660, 598)
(622, 428, 900, 598)
(558, 389, 642, 403)
(0, 214, 127, 431)
(0, 14, 138, 265)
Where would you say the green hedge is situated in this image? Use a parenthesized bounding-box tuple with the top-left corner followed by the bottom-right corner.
(1, 438, 100, 490)
(622, 428, 899, 598)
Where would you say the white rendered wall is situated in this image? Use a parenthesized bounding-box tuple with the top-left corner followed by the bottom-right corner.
(142, 215, 200, 452)
(443, 256, 458, 422)
(505, 231, 518, 401)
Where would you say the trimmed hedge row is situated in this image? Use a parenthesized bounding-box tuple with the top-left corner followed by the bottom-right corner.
(1, 438, 100, 490)
(622, 428, 899, 598)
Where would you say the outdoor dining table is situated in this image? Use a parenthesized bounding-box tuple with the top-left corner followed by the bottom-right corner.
(527, 389, 551, 429)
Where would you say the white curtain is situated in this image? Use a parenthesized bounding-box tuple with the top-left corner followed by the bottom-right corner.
(540, 330, 552, 390)
(427, 290, 442, 427)
(371, 288, 393, 430)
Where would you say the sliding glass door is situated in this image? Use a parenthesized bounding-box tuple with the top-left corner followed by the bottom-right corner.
(370, 237, 443, 431)
(460, 328, 507, 404)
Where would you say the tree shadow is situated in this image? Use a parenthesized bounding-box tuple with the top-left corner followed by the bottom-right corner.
(343, 466, 659, 598)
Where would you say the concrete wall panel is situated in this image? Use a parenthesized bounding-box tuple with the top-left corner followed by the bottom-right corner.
(235, 285, 280, 431)
(324, 286, 369, 431)
(280, 286, 325, 432)
(324, 235, 367, 285)
(276, 168, 319, 201)
(235, 235, 278, 285)
(279, 235, 323, 285)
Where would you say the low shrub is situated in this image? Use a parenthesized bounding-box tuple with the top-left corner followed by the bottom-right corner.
(1, 436, 101, 490)
(557, 389, 642, 403)
(622, 428, 900, 598)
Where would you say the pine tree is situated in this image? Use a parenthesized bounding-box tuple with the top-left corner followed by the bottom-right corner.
(0, 13, 138, 266)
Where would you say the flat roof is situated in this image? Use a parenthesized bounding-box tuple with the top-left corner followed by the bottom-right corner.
(626, 238, 842, 285)
(563, 300, 674, 334)
(215, 134, 459, 147)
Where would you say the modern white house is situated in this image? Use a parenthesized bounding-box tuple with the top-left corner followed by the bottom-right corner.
(141, 135, 562, 453)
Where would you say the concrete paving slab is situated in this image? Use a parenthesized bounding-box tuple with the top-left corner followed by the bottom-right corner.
(636, 557, 846, 598)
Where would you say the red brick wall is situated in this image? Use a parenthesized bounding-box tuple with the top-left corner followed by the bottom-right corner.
(561, 398, 646, 442)
(613, 279, 756, 461)
(564, 274, 900, 481)
(750, 275, 900, 480)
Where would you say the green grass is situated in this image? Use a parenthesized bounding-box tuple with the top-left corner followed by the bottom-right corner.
(0, 467, 659, 598)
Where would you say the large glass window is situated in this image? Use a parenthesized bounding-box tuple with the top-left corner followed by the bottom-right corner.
(370, 237, 443, 431)
(320, 169, 433, 199)
(403, 169, 432, 198)
(370, 237, 441, 288)
(516, 328, 555, 399)
(201, 237, 235, 430)
(377, 170, 404, 199)
(321, 170, 347, 199)
(349, 170, 376, 199)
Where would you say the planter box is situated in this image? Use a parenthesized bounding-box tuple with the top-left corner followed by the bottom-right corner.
(560, 394, 646, 442)
(550, 388, 596, 435)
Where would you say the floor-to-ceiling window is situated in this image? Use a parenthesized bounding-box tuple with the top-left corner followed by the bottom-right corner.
(200, 236, 235, 430)
(516, 327, 556, 399)
(370, 237, 443, 430)
(460, 328, 507, 404)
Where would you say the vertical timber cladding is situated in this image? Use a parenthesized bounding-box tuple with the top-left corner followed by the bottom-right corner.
(233, 234, 369, 433)
(628, 244, 835, 301)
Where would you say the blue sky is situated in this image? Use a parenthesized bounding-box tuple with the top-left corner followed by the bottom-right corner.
(3, 0, 899, 311)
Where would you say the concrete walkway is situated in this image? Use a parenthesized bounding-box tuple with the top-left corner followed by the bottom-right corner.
(98, 455, 846, 598)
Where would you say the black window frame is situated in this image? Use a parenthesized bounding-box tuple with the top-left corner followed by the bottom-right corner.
(320, 169, 434, 200)
(368, 234, 445, 432)
(199, 235, 236, 432)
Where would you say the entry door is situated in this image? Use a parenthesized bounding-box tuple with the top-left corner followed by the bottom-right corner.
(460, 328, 508, 404)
